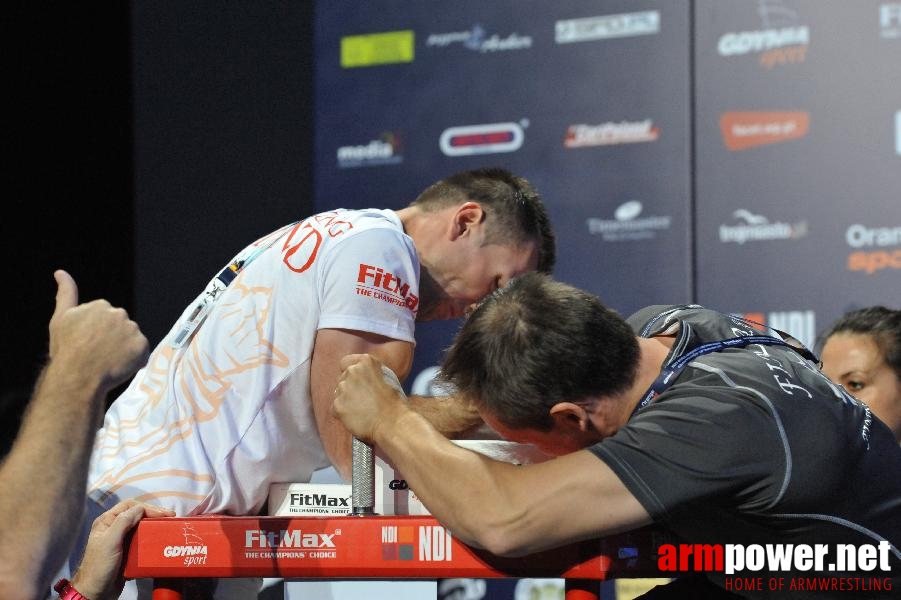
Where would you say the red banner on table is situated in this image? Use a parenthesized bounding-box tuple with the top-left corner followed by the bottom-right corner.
(124, 515, 622, 580)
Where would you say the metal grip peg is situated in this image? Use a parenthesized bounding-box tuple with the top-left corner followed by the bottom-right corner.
(351, 436, 376, 515)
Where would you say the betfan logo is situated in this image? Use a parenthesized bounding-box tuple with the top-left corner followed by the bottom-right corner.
(565, 120, 659, 147)
(439, 122, 525, 156)
(720, 112, 809, 151)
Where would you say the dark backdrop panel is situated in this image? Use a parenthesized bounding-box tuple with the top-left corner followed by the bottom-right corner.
(694, 0, 901, 349)
(132, 2, 316, 346)
(313, 0, 693, 391)
(5, 4, 132, 429)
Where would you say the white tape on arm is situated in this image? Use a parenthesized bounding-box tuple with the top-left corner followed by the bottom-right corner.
(380, 364, 407, 396)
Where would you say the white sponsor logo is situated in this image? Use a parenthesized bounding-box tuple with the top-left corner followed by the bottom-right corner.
(717, 26, 809, 56)
(425, 25, 532, 52)
(555, 11, 660, 44)
(845, 224, 901, 248)
(565, 120, 659, 147)
(419, 525, 453, 561)
(745, 310, 816, 351)
(337, 133, 402, 168)
(587, 201, 672, 242)
(164, 545, 208, 557)
(719, 209, 808, 244)
(896, 110, 900, 155)
(880, 3, 901, 39)
(245, 529, 337, 549)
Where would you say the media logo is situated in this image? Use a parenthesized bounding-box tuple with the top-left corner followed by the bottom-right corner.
(720, 111, 809, 151)
(425, 25, 532, 53)
(719, 209, 808, 244)
(440, 121, 525, 156)
(341, 30, 414, 68)
(565, 119, 659, 147)
(880, 3, 901, 39)
(555, 10, 660, 44)
(717, 1, 809, 68)
(337, 131, 403, 168)
(586, 200, 672, 242)
(845, 223, 901, 274)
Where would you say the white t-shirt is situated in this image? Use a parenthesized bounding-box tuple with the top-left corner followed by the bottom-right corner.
(86, 208, 418, 517)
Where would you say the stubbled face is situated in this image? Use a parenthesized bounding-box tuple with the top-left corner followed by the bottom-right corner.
(415, 239, 539, 322)
(821, 333, 901, 441)
(479, 409, 601, 457)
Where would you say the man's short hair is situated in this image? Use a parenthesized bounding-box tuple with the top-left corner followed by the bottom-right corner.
(439, 273, 639, 431)
(412, 167, 556, 274)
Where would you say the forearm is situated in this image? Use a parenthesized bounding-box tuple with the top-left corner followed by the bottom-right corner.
(372, 408, 519, 551)
(407, 394, 484, 438)
(0, 363, 105, 594)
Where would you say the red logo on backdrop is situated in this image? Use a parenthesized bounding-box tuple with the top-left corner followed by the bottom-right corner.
(719, 111, 809, 151)
(439, 122, 525, 156)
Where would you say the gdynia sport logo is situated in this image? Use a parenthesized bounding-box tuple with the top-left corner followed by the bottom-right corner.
(657, 541, 895, 594)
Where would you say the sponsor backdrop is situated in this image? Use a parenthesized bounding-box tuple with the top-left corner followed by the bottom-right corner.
(306, 1, 899, 599)
(695, 0, 900, 351)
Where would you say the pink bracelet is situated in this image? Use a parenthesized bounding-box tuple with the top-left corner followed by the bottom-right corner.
(54, 579, 89, 600)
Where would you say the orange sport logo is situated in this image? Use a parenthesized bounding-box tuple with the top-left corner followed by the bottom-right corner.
(845, 224, 901, 275)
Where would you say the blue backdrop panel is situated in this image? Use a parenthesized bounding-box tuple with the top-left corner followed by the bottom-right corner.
(314, 1, 693, 391)
(694, 0, 900, 349)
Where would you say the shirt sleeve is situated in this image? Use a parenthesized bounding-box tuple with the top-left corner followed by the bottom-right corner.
(589, 387, 787, 521)
(316, 226, 418, 343)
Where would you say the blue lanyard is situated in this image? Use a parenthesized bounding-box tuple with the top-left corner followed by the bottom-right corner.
(632, 334, 798, 418)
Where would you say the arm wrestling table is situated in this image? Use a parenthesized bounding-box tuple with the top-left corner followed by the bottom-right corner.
(123, 514, 671, 599)
(124, 439, 671, 599)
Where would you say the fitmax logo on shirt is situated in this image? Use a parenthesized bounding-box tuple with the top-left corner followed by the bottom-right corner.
(356, 263, 419, 311)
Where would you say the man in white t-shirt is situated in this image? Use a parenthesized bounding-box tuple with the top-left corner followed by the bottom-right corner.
(61, 167, 555, 598)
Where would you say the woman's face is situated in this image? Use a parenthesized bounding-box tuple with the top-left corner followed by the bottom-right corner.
(821, 332, 901, 442)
